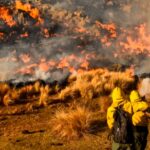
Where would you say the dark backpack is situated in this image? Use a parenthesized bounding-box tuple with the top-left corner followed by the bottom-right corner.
(112, 106, 133, 144)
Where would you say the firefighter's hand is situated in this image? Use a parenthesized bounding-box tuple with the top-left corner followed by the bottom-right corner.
(132, 111, 145, 126)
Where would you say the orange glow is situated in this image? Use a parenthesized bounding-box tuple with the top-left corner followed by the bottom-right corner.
(0, 32, 4, 39)
(58, 58, 70, 68)
(20, 54, 31, 63)
(20, 32, 29, 38)
(0, 7, 16, 27)
(75, 27, 88, 33)
(126, 66, 135, 76)
(101, 36, 112, 47)
(16, 64, 37, 74)
(39, 59, 49, 72)
(95, 21, 117, 38)
(15, 0, 43, 23)
(80, 60, 89, 70)
(48, 60, 57, 67)
(119, 24, 150, 56)
(56, 53, 96, 73)
(95, 21, 117, 47)
(16, 53, 96, 76)
(43, 28, 50, 38)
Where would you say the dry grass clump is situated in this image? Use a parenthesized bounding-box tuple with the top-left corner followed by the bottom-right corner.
(59, 68, 134, 101)
(59, 87, 80, 100)
(77, 73, 93, 82)
(0, 83, 10, 96)
(3, 89, 20, 106)
(39, 85, 51, 107)
(51, 106, 93, 140)
(76, 82, 95, 100)
(91, 70, 134, 94)
(91, 70, 133, 93)
(97, 96, 112, 113)
(68, 74, 77, 84)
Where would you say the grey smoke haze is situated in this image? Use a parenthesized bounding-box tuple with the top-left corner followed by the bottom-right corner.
(0, 60, 18, 81)
(0, 0, 150, 81)
(135, 58, 150, 75)
(47, 0, 150, 26)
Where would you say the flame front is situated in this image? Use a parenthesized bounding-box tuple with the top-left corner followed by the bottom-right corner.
(15, 0, 43, 24)
(119, 24, 150, 56)
(0, 7, 16, 27)
(0, 0, 150, 80)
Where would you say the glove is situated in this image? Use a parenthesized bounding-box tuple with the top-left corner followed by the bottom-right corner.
(132, 111, 145, 126)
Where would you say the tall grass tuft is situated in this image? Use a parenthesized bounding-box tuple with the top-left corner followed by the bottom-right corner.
(51, 106, 93, 140)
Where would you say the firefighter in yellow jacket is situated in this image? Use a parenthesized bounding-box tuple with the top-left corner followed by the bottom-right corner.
(107, 87, 133, 150)
(130, 90, 149, 150)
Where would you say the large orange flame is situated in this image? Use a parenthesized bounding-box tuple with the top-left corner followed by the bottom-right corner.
(120, 24, 150, 55)
(15, 0, 43, 24)
(0, 7, 16, 27)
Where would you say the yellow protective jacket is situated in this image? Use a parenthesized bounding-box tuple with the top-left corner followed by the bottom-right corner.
(130, 90, 149, 126)
(107, 87, 132, 129)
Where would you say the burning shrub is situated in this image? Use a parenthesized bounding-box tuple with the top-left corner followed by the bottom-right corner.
(51, 106, 93, 140)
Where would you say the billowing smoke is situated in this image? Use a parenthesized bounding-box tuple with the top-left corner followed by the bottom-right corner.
(0, 0, 150, 81)
(0, 61, 18, 81)
(139, 78, 150, 99)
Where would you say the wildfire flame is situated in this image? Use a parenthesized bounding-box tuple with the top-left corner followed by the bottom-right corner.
(0, 0, 150, 79)
(0, 7, 16, 27)
(15, 0, 43, 24)
(119, 24, 150, 56)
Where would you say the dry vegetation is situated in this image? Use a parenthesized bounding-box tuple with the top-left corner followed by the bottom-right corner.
(51, 106, 93, 140)
(0, 68, 136, 141)
(0, 68, 134, 107)
(0, 1, 149, 149)
(50, 68, 135, 140)
(59, 68, 134, 101)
